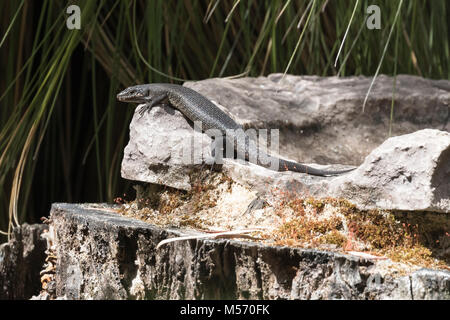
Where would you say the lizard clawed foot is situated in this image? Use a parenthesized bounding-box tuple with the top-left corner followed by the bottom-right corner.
(138, 93, 168, 117)
(138, 104, 152, 117)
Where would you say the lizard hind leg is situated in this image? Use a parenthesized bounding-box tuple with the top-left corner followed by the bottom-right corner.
(202, 137, 226, 171)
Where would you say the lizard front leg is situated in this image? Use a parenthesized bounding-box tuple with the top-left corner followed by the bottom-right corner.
(138, 93, 168, 116)
(202, 136, 225, 171)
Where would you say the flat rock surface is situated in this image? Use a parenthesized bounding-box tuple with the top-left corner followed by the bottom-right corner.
(222, 129, 450, 213)
(113, 76, 450, 300)
(122, 73, 450, 178)
(185, 74, 449, 165)
(48, 203, 450, 300)
(122, 104, 211, 190)
(121, 74, 449, 212)
(122, 100, 450, 213)
(330, 129, 450, 212)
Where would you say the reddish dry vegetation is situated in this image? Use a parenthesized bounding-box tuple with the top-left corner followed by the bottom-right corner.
(117, 173, 449, 270)
(271, 190, 449, 270)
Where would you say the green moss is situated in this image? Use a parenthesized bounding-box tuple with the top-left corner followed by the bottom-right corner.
(274, 212, 343, 247)
(304, 197, 326, 213)
(119, 181, 448, 270)
(319, 230, 347, 247)
(273, 194, 448, 269)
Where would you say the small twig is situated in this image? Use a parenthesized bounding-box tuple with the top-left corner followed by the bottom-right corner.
(347, 251, 387, 260)
(156, 228, 267, 249)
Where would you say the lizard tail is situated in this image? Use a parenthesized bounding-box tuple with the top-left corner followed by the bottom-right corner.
(276, 158, 356, 176)
(244, 144, 356, 176)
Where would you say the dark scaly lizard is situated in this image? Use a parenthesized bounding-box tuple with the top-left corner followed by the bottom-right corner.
(117, 84, 355, 176)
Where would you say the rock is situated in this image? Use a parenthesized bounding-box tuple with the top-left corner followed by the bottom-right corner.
(377, 269, 450, 300)
(409, 269, 450, 300)
(222, 129, 450, 213)
(221, 130, 450, 213)
(330, 129, 450, 213)
(75, 75, 450, 300)
(121, 104, 211, 190)
(48, 203, 450, 300)
(0, 223, 48, 299)
(185, 74, 449, 166)
(220, 158, 346, 199)
(121, 98, 351, 192)
(121, 75, 449, 212)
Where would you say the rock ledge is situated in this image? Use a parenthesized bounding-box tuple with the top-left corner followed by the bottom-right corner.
(48, 203, 450, 300)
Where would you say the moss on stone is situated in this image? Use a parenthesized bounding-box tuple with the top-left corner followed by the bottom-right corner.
(272, 195, 448, 269)
(117, 176, 448, 271)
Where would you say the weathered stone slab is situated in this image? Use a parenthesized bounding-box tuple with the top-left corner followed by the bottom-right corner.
(122, 95, 450, 213)
(222, 129, 450, 213)
(121, 75, 449, 213)
(0, 223, 48, 299)
(185, 74, 450, 165)
(330, 129, 450, 212)
(121, 104, 211, 190)
(47, 203, 450, 300)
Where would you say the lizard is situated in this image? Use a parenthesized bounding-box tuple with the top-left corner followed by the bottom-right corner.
(117, 83, 355, 176)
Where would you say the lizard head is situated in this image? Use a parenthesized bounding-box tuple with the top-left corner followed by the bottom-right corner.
(117, 85, 150, 104)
